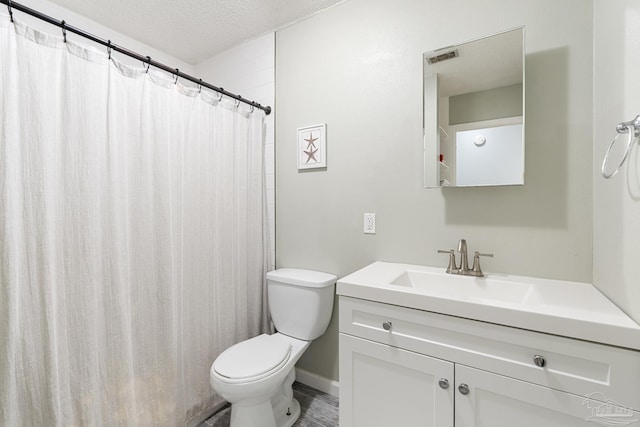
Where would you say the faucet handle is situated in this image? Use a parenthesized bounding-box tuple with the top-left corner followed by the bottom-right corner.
(471, 251, 493, 276)
(438, 249, 458, 274)
(475, 252, 494, 258)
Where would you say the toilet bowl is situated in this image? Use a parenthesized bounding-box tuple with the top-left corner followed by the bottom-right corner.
(210, 333, 310, 427)
(209, 268, 336, 427)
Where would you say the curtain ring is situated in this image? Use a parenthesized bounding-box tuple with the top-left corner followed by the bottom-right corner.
(217, 89, 224, 102)
(601, 124, 637, 179)
(107, 40, 112, 60)
(61, 20, 67, 43)
(174, 68, 179, 84)
(198, 78, 202, 94)
(7, 0, 14, 23)
(250, 104, 255, 113)
(235, 98, 241, 109)
(145, 56, 151, 73)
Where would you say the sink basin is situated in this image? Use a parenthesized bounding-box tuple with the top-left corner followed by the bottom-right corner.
(390, 270, 533, 306)
(337, 262, 640, 350)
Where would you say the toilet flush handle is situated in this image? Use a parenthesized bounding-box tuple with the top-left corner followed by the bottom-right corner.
(382, 321, 392, 331)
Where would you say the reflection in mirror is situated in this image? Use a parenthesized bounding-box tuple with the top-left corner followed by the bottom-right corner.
(423, 28, 525, 188)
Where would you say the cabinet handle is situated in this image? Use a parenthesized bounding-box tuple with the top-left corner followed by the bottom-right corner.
(382, 321, 392, 331)
(438, 378, 449, 389)
(533, 354, 546, 368)
(458, 383, 470, 395)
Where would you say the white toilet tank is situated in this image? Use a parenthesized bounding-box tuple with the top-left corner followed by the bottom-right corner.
(266, 268, 337, 341)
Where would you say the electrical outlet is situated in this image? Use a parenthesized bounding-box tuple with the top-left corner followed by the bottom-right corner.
(364, 213, 376, 234)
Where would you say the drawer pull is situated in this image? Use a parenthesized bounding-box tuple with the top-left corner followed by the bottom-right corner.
(458, 383, 470, 395)
(438, 378, 449, 389)
(533, 354, 546, 368)
(382, 321, 392, 331)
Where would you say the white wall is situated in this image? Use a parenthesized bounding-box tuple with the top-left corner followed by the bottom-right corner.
(449, 84, 523, 125)
(276, 0, 593, 382)
(195, 34, 276, 269)
(7, 0, 193, 72)
(455, 123, 524, 186)
(593, 0, 640, 324)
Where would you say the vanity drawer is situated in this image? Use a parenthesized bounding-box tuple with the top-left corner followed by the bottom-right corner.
(339, 296, 640, 411)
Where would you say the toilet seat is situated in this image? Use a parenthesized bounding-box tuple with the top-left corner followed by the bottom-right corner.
(213, 334, 292, 383)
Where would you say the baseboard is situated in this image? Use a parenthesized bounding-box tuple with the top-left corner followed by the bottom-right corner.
(295, 367, 339, 398)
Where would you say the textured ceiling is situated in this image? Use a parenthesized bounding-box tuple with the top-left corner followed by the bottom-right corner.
(45, 0, 346, 64)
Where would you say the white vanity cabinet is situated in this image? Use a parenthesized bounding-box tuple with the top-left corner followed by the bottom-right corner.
(454, 364, 634, 427)
(340, 333, 453, 427)
(339, 296, 640, 427)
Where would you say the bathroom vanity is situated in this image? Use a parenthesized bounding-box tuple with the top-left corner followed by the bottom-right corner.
(337, 262, 640, 427)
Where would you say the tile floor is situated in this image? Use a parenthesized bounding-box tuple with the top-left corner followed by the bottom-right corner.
(200, 382, 339, 427)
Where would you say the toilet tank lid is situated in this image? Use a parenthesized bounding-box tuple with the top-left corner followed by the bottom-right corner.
(267, 268, 337, 288)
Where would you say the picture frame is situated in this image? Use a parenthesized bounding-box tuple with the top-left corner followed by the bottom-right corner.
(297, 124, 327, 170)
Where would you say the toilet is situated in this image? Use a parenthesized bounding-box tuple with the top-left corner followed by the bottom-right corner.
(210, 268, 337, 427)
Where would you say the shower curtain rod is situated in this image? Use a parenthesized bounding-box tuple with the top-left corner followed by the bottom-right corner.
(1, 0, 272, 115)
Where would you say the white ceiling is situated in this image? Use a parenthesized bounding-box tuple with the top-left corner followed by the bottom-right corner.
(46, 0, 346, 64)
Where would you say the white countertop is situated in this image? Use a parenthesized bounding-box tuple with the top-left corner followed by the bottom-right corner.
(337, 262, 640, 350)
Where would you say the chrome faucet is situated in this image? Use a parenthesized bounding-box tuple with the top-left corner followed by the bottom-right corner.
(438, 239, 493, 277)
(457, 239, 469, 273)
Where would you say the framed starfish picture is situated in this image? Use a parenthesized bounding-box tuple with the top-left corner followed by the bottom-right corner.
(297, 124, 327, 170)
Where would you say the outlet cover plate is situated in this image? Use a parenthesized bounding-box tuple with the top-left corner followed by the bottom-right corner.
(364, 213, 376, 234)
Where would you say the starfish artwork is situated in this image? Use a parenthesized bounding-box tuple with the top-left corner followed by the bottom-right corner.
(304, 132, 318, 150)
(304, 147, 319, 163)
(297, 124, 326, 169)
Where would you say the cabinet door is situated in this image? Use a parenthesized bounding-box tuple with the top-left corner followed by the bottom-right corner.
(455, 364, 640, 427)
(339, 333, 454, 427)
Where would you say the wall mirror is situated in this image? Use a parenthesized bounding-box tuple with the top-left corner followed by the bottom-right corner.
(423, 27, 525, 188)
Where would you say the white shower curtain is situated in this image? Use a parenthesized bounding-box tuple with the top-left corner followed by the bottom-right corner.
(0, 15, 268, 426)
